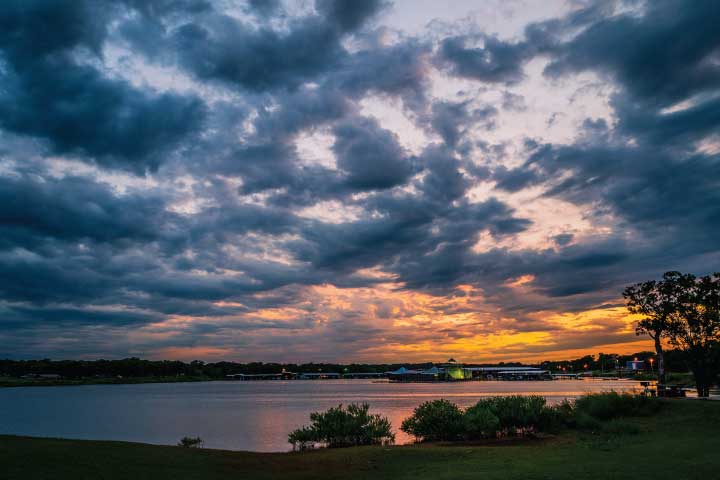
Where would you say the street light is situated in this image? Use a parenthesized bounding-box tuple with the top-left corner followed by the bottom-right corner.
(649, 357, 654, 373)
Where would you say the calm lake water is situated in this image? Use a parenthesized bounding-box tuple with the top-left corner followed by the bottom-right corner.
(0, 379, 644, 451)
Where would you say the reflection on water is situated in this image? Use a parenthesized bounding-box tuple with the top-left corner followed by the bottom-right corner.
(0, 379, 643, 451)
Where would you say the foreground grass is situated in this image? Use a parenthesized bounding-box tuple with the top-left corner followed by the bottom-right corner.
(2, 400, 719, 480)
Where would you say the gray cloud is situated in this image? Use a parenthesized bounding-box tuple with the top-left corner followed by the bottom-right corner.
(333, 116, 414, 189)
(1, 0, 719, 360)
(0, 1, 206, 172)
(435, 34, 536, 84)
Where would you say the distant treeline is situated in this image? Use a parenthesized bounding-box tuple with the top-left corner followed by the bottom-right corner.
(0, 349, 700, 379)
(536, 351, 694, 373)
(0, 359, 435, 379)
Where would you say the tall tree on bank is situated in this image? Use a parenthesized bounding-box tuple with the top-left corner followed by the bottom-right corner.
(668, 273, 720, 397)
(623, 272, 690, 384)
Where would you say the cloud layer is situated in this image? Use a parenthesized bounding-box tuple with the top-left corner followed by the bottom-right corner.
(1, 0, 718, 362)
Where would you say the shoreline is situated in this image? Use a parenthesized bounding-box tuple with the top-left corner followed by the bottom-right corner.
(0, 375, 652, 389)
(0, 376, 217, 388)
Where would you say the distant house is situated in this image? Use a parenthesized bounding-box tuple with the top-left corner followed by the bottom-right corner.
(226, 371, 297, 380)
(626, 360, 645, 370)
(441, 358, 469, 380)
(387, 360, 552, 382)
(465, 367, 551, 380)
(387, 359, 472, 382)
(298, 372, 341, 380)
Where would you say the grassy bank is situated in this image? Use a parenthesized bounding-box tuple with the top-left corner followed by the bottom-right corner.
(2, 399, 719, 480)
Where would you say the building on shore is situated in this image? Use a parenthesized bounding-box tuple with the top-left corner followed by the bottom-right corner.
(466, 367, 552, 380)
(226, 371, 297, 380)
(342, 372, 386, 379)
(387, 360, 552, 382)
(387, 359, 472, 382)
(298, 372, 341, 380)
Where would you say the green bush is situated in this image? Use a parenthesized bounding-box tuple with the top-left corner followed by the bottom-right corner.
(177, 436, 203, 448)
(537, 404, 569, 433)
(573, 392, 661, 420)
(287, 426, 316, 451)
(602, 419, 641, 435)
(463, 405, 501, 439)
(490, 396, 546, 433)
(468, 396, 559, 436)
(572, 411, 603, 431)
(288, 403, 394, 450)
(401, 399, 465, 442)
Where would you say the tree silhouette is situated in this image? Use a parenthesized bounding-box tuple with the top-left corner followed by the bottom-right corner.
(625, 271, 720, 397)
(623, 271, 691, 383)
(668, 273, 720, 397)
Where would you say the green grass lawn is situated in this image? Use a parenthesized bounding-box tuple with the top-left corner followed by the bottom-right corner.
(2, 399, 718, 480)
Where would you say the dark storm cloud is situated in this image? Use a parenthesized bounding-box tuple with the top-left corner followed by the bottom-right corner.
(0, 0, 109, 61)
(171, 16, 341, 91)
(0, 58, 205, 172)
(330, 38, 430, 110)
(613, 93, 720, 148)
(428, 101, 497, 148)
(1, 305, 161, 328)
(435, 34, 535, 84)
(332, 117, 414, 189)
(0, 173, 179, 248)
(544, 0, 720, 108)
(0, 0, 206, 172)
(0, 250, 115, 304)
(138, 0, 387, 92)
(492, 165, 540, 193)
(315, 0, 388, 32)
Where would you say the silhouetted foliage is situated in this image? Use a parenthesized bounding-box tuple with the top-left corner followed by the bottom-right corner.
(463, 404, 500, 439)
(667, 273, 720, 397)
(177, 436, 203, 448)
(624, 271, 720, 396)
(401, 399, 465, 442)
(464, 396, 566, 438)
(572, 392, 662, 421)
(288, 403, 394, 450)
(624, 271, 691, 383)
(399, 393, 662, 443)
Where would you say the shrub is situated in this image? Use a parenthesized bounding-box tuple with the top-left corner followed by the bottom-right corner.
(573, 392, 661, 420)
(401, 399, 465, 442)
(288, 403, 394, 450)
(537, 404, 569, 433)
(572, 411, 603, 432)
(491, 396, 546, 434)
(177, 436, 203, 448)
(287, 426, 316, 451)
(463, 404, 500, 439)
(467, 395, 558, 436)
(603, 419, 641, 436)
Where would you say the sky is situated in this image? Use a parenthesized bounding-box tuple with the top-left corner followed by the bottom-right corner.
(1, 0, 719, 363)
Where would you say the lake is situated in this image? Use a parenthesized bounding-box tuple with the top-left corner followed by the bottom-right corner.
(0, 379, 644, 451)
